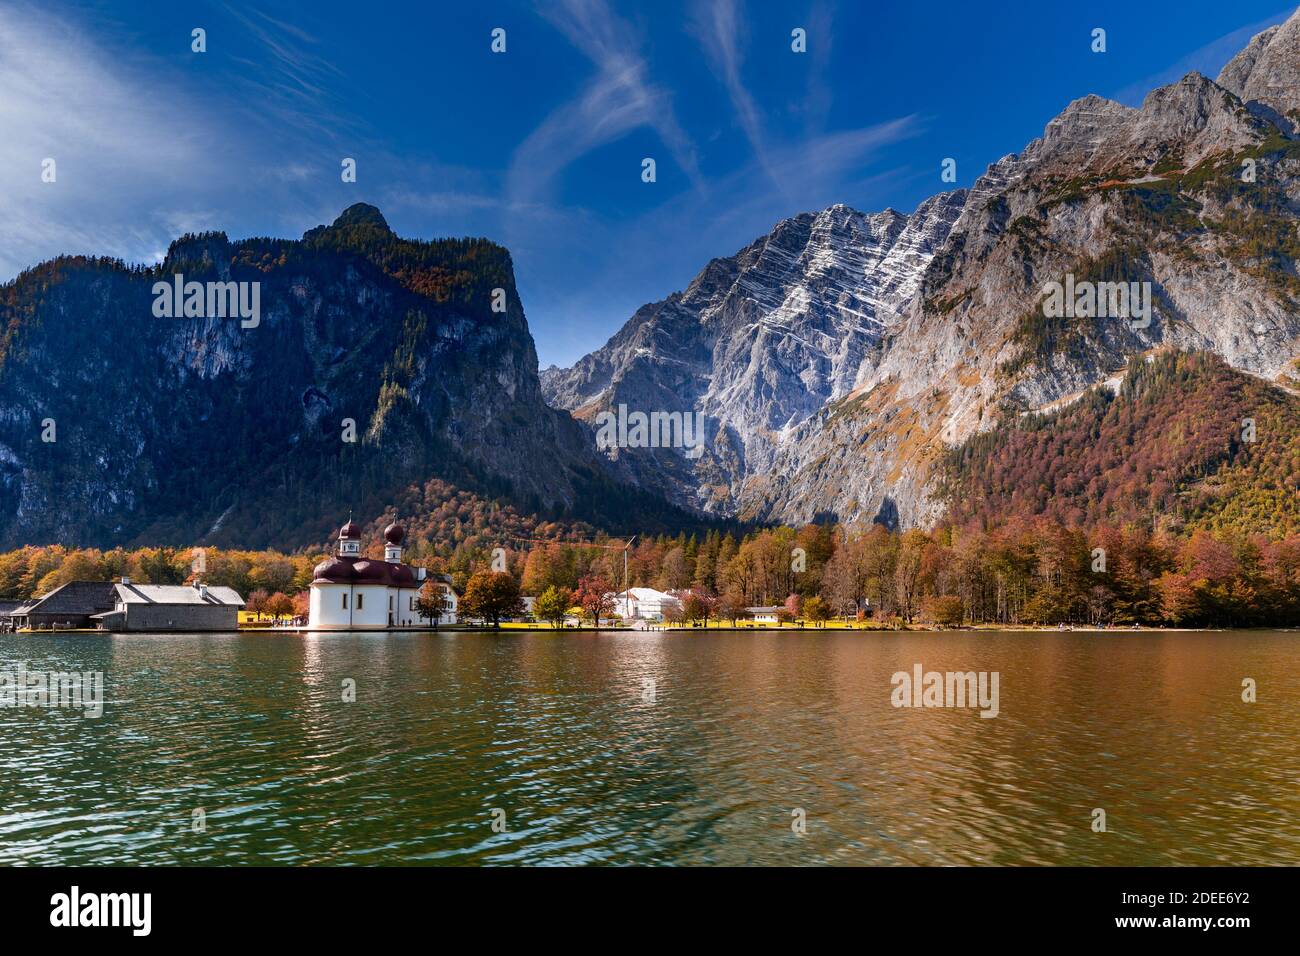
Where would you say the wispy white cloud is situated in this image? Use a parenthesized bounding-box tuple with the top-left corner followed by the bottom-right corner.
(0, 2, 231, 278)
(0, 1, 421, 280)
(222, 4, 353, 142)
(619, 116, 922, 264)
(508, 0, 703, 207)
(688, 0, 771, 180)
(687, 0, 842, 192)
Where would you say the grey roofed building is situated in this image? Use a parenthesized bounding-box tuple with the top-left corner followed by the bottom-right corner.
(0, 598, 26, 632)
(9, 581, 119, 630)
(94, 581, 246, 632)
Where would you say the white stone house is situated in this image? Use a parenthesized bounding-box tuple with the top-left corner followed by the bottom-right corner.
(608, 587, 682, 621)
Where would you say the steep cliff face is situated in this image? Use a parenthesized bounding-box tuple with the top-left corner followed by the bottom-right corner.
(0, 204, 674, 549)
(541, 191, 968, 514)
(547, 11, 1300, 531)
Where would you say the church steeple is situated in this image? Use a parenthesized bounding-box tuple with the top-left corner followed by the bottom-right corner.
(338, 515, 362, 557)
(383, 522, 405, 563)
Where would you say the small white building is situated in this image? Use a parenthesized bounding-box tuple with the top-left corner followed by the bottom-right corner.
(746, 606, 781, 623)
(309, 518, 458, 629)
(608, 587, 682, 621)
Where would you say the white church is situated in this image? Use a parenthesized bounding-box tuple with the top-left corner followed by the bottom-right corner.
(309, 518, 458, 629)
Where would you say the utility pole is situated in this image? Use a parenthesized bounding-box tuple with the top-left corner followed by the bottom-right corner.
(624, 536, 637, 621)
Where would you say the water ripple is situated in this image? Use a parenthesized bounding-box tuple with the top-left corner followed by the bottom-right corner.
(1, 630, 1296, 865)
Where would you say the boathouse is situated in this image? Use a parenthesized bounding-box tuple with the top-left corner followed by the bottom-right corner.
(8, 581, 119, 630)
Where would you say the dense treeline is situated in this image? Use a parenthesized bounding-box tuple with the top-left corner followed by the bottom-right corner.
(2, 515, 1297, 627)
(0, 545, 321, 602)
(494, 519, 1300, 627)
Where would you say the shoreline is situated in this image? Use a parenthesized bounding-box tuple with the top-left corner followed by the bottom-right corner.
(6, 623, 1292, 635)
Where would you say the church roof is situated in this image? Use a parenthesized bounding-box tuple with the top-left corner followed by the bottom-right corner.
(312, 556, 417, 587)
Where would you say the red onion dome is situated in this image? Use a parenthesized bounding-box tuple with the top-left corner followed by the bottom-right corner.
(383, 522, 405, 545)
(351, 560, 416, 587)
(339, 520, 361, 539)
(388, 564, 416, 587)
(312, 557, 355, 583)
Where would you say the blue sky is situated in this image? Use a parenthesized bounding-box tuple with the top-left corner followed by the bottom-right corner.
(1, 0, 1294, 367)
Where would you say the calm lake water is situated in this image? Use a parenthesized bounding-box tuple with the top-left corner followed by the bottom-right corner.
(1, 629, 1296, 866)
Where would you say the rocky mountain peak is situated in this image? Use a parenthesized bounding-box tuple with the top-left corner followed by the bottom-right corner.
(332, 202, 391, 231)
(301, 202, 396, 247)
(541, 192, 969, 515)
(1127, 71, 1265, 161)
(1215, 9, 1300, 129)
(1140, 71, 1231, 115)
(1036, 94, 1135, 157)
(1217, 24, 1282, 94)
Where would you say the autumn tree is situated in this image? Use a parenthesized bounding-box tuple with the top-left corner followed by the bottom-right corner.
(893, 530, 928, 623)
(717, 589, 748, 624)
(783, 592, 802, 619)
(249, 557, 295, 596)
(460, 571, 523, 627)
(862, 524, 899, 614)
(246, 589, 270, 620)
(576, 575, 614, 626)
(658, 546, 691, 591)
(415, 579, 450, 626)
(534, 585, 572, 629)
(521, 546, 558, 596)
(803, 596, 829, 627)
(920, 594, 964, 628)
(266, 592, 294, 623)
(681, 590, 717, 626)
(35, 550, 105, 593)
(823, 530, 870, 616)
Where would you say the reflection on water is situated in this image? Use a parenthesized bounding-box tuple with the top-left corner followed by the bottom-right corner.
(1, 630, 1296, 866)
